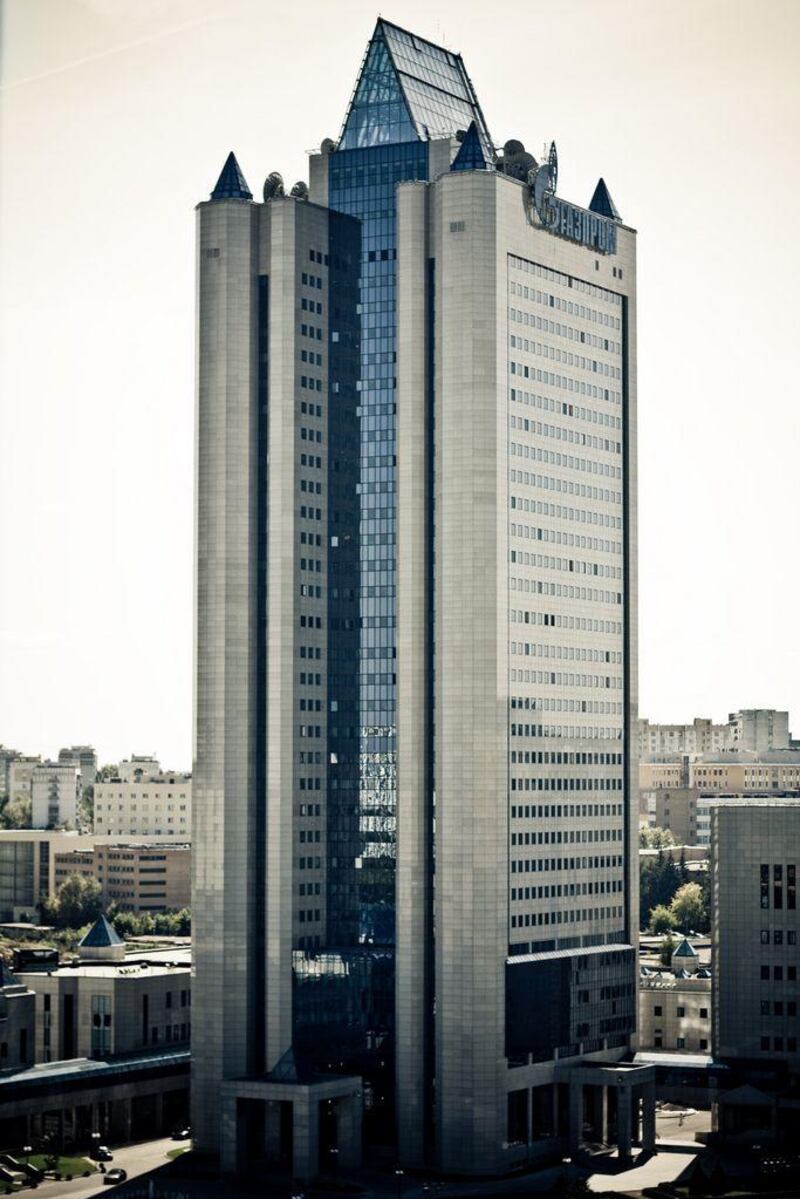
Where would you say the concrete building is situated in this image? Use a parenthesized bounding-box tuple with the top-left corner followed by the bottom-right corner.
(638, 718, 728, 758)
(0, 748, 22, 802)
(0, 830, 192, 921)
(729, 709, 791, 753)
(193, 18, 650, 1181)
(711, 799, 800, 1145)
(94, 771, 191, 837)
(58, 746, 98, 795)
(117, 755, 161, 783)
(6, 755, 41, 804)
(639, 940, 712, 1054)
(0, 959, 35, 1073)
(638, 711, 793, 759)
(31, 762, 81, 830)
(18, 915, 191, 1064)
(54, 842, 191, 913)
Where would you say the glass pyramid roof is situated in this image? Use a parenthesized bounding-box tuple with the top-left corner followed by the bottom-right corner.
(451, 120, 491, 171)
(339, 19, 493, 154)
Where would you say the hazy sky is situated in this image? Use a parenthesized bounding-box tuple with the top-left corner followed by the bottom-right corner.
(1, 0, 799, 769)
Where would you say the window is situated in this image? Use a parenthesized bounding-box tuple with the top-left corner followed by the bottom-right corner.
(677, 1006, 685, 1018)
(654, 1005, 662, 1016)
(700, 1039, 708, 1051)
(676, 1037, 685, 1049)
(700, 1008, 708, 1019)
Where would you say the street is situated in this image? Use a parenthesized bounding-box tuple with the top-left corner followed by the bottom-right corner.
(27, 1138, 185, 1199)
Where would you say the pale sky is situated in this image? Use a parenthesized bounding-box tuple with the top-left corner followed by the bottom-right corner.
(1, 0, 799, 769)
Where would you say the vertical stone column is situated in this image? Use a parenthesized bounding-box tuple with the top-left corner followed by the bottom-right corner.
(526, 1088, 533, 1146)
(396, 179, 432, 1169)
(641, 1082, 656, 1153)
(617, 1088, 632, 1160)
(569, 1084, 583, 1154)
(265, 1101, 282, 1161)
(337, 1092, 363, 1169)
(220, 1095, 242, 1175)
(292, 1093, 319, 1183)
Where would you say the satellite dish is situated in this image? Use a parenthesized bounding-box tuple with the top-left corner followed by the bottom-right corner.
(290, 181, 309, 200)
(503, 139, 525, 157)
(263, 172, 285, 201)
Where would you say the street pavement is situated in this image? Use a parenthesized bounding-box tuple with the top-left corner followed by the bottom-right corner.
(23, 1138, 186, 1199)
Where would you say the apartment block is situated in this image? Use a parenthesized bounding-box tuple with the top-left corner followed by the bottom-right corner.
(94, 771, 191, 837)
(31, 762, 82, 829)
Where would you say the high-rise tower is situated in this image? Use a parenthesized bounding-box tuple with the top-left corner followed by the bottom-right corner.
(193, 19, 651, 1182)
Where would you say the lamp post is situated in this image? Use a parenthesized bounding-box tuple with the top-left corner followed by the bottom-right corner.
(23, 1146, 32, 1169)
(329, 1146, 339, 1175)
(395, 1166, 404, 1199)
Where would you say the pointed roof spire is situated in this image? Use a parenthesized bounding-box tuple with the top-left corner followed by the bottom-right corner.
(588, 177, 620, 221)
(79, 914, 124, 949)
(672, 937, 699, 958)
(451, 121, 491, 172)
(210, 151, 253, 201)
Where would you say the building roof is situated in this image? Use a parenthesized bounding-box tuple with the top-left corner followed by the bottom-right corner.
(210, 151, 253, 201)
(339, 19, 493, 154)
(79, 914, 125, 950)
(672, 937, 699, 958)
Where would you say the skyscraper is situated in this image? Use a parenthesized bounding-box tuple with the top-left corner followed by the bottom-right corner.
(193, 18, 650, 1181)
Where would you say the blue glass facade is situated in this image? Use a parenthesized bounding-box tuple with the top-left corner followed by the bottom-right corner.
(327, 19, 490, 953)
(329, 140, 428, 951)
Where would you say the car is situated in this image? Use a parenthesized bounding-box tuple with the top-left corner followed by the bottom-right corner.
(103, 1168, 127, 1185)
(92, 1146, 113, 1162)
(171, 1125, 191, 1140)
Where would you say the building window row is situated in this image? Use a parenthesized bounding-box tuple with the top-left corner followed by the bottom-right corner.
(510, 466, 621, 507)
(510, 438, 622, 481)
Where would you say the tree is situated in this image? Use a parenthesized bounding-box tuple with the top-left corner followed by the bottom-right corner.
(46, 874, 103, 929)
(0, 794, 32, 829)
(650, 905, 673, 934)
(639, 826, 676, 850)
(670, 881, 708, 934)
(660, 933, 677, 966)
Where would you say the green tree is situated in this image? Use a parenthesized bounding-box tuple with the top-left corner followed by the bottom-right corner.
(0, 794, 32, 828)
(639, 826, 676, 850)
(47, 874, 103, 929)
(650, 904, 673, 934)
(660, 933, 677, 966)
(669, 881, 708, 934)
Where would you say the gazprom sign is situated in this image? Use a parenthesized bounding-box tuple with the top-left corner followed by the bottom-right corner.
(541, 198, 617, 255)
(526, 143, 618, 255)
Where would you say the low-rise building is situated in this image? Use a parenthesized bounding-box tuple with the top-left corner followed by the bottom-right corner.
(18, 916, 192, 1064)
(638, 939, 712, 1054)
(0, 830, 192, 921)
(54, 842, 191, 912)
(94, 771, 191, 838)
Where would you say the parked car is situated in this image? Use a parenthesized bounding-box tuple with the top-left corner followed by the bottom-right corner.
(171, 1125, 191, 1141)
(92, 1145, 113, 1162)
(103, 1168, 127, 1185)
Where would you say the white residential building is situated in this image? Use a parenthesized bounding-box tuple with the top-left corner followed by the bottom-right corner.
(93, 771, 191, 837)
